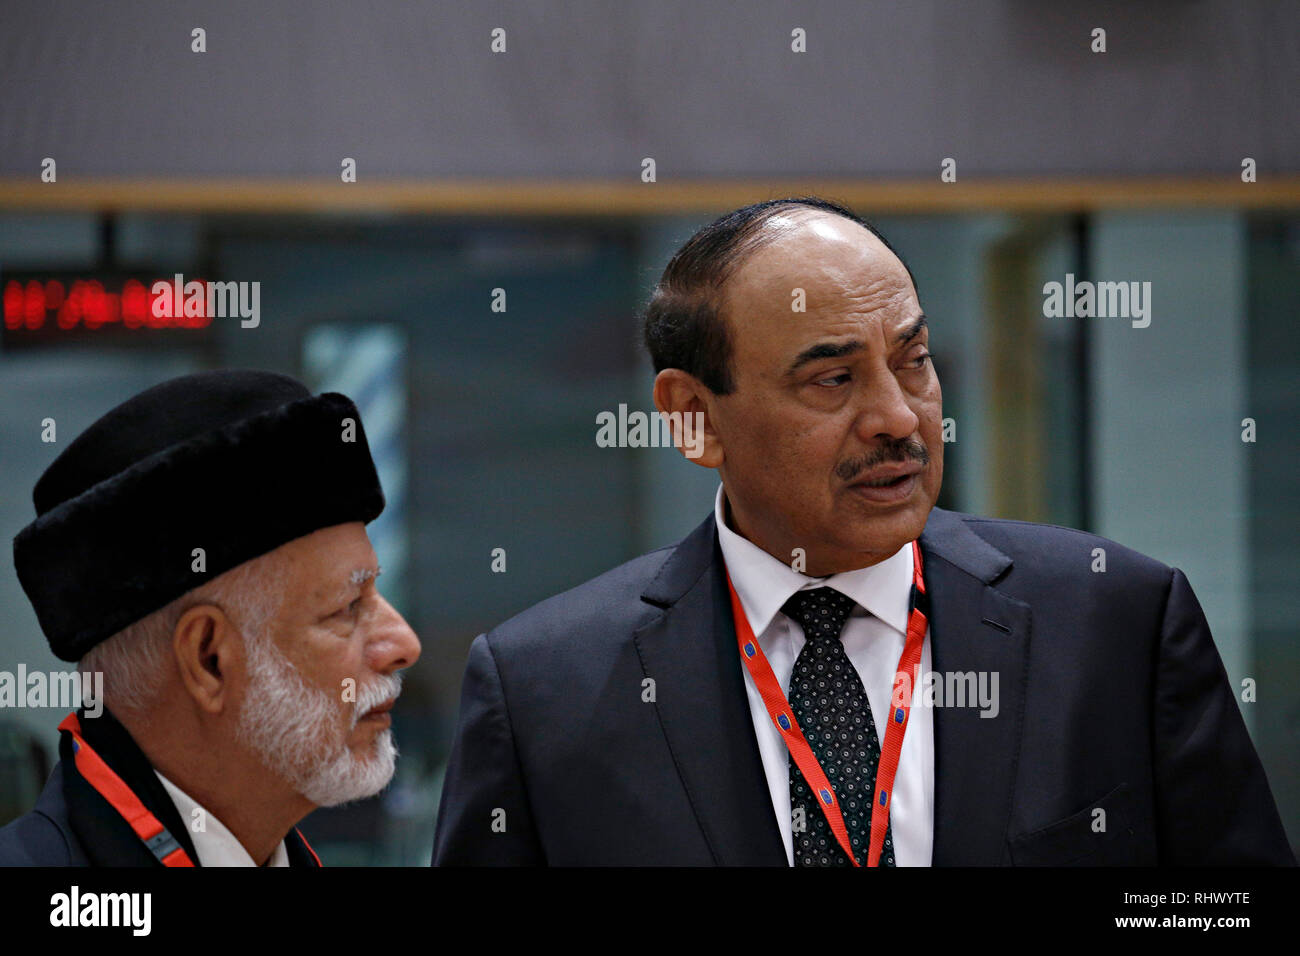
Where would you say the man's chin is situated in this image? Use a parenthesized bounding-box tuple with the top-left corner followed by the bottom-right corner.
(841, 493, 931, 534)
(809, 509, 929, 572)
(296, 731, 398, 807)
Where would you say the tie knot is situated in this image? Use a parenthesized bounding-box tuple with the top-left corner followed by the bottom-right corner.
(780, 587, 857, 641)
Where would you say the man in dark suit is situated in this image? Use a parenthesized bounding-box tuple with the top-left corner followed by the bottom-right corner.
(433, 198, 1293, 866)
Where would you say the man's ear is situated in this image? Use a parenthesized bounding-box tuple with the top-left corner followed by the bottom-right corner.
(652, 368, 725, 468)
(173, 604, 240, 716)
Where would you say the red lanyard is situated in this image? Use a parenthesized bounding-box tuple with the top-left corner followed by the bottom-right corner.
(726, 539, 928, 867)
(58, 712, 195, 866)
(57, 712, 323, 867)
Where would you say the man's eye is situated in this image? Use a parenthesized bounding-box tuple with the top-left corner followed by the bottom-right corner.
(904, 352, 933, 369)
(814, 373, 851, 387)
(334, 597, 362, 618)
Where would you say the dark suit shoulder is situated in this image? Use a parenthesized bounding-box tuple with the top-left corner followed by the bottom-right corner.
(923, 509, 1179, 635)
(0, 810, 75, 865)
(485, 543, 676, 659)
(952, 510, 1173, 581)
(0, 765, 79, 866)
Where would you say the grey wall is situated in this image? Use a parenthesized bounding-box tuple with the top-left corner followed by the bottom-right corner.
(1088, 212, 1251, 710)
(1, 0, 1295, 179)
(1246, 216, 1300, 855)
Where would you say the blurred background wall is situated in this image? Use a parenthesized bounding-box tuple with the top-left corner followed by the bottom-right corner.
(0, 0, 1296, 862)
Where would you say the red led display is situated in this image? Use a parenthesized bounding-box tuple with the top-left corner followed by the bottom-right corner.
(3, 277, 214, 333)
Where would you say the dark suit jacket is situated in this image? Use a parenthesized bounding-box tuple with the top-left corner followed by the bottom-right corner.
(0, 707, 320, 866)
(432, 508, 1294, 865)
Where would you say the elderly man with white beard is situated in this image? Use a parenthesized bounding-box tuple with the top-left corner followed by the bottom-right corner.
(0, 369, 421, 867)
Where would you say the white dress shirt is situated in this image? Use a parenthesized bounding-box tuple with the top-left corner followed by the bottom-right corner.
(155, 772, 289, 867)
(714, 484, 934, 866)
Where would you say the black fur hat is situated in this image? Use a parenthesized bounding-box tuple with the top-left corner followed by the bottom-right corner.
(13, 369, 385, 662)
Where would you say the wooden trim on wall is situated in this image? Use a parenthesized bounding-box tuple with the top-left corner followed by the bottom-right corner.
(0, 178, 1297, 215)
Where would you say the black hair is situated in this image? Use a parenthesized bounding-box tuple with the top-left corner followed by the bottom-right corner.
(641, 196, 916, 395)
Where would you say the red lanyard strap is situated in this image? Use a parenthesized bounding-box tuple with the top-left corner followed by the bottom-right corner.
(870, 540, 927, 867)
(296, 828, 323, 866)
(727, 539, 928, 868)
(58, 712, 195, 867)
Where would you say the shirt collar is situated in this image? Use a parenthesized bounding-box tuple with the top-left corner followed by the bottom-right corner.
(714, 483, 914, 638)
(154, 771, 289, 867)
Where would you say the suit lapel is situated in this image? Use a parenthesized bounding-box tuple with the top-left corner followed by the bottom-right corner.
(920, 509, 1031, 865)
(633, 514, 787, 865)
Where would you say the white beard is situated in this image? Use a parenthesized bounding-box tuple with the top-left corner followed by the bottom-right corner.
(235, 633, 403, 807)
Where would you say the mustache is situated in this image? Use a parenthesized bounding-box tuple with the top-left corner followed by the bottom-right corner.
(834, 438, 930, 483)
(351, 671, 404, 729)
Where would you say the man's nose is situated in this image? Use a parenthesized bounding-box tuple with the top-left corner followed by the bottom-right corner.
(365, 594, 421, 673)
(852, 369, 920, 442)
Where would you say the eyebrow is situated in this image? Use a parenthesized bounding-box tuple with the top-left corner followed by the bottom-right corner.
(895, 314, 928, 346)
(327, 566, 379, 607)
(783, 314, 929, 377)
(785, 340, 863, 376)
(350, 566, 380, 587)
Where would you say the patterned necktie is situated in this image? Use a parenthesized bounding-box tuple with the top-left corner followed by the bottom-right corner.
(783, 587, 896, 867)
